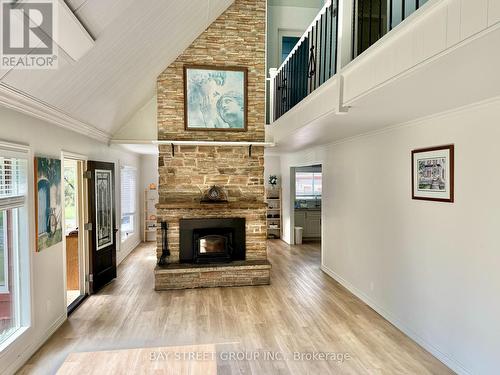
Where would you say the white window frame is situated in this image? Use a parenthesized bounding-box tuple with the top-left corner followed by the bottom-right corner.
(0, 140, 33, 354)
(0, 211, 8, 294)
(120, 165, 137, 243)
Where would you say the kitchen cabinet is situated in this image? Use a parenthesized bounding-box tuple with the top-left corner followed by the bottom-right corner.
(294, 210, 321, 239)
(305, 211, 321, 237)
(294, 211, 306, 230)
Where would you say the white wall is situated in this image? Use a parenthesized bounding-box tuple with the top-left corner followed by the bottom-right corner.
(278, 98, 500, 375)
(264, 153, 281, 188)
(112, 96, 157, 141)
(0, 106, 142, 375)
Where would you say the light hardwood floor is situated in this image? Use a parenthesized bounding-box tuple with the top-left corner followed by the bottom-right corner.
(18, 241, 454, 375)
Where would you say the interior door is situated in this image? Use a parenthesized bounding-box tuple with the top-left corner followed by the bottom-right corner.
(87, 161, 116, 294)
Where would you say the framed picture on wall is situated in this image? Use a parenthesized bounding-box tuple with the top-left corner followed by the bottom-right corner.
(34, 157, 63, 251)
(412, 145, 454, 203)
(183, 65, 248, 131)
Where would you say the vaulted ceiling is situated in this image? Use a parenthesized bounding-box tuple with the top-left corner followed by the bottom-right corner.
(268, 0, 324, 7)
(0, 0, 234, 139)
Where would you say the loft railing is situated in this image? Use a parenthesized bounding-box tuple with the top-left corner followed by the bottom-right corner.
(271, 0, 339, 122)
(270, 0, 428, 123)
(353, 0, 428, 57)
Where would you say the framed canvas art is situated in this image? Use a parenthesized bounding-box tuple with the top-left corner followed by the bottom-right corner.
(34, 157, 62, 251)
(412, 145, 454, 203)
(184, 65, 248, 131)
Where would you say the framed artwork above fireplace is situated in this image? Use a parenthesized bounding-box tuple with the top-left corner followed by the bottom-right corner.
(183, 65, 248, 131)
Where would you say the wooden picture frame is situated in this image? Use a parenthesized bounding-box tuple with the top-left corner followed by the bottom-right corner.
(411, 144, 454, 203)
(183, 65, 248, 131)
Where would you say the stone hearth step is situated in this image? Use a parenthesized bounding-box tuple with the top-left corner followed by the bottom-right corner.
(154, 260, 271, 290)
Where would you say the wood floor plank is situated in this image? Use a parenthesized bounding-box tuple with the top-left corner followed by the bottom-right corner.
(55, 345, 217, 375)
(17, 241, 454, 375)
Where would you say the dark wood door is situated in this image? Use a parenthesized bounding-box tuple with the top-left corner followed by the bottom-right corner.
(87, 161, 117, 293)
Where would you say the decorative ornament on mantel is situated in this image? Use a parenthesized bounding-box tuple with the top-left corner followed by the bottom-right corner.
(201, 185, 228, 203)
(268, 175, 278, 188)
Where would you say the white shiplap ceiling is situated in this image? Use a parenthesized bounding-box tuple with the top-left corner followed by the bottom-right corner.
(0, 0, 234, 139)
(267, 0, 324, 8)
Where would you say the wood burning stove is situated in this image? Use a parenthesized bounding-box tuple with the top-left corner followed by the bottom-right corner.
(179, 218, 245, 263)
(193, 229, 233, 263)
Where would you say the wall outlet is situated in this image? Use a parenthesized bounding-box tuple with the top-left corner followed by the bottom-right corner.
(370, 281, 375, 291)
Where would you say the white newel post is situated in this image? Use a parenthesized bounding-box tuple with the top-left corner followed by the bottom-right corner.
(337, 0, 354, 71)
(268, 68, 278, 124)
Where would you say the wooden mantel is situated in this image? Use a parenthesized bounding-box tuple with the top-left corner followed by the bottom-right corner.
(156, 201, 267, 210)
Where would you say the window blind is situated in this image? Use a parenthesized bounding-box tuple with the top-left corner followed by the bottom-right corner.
(0, 157, 27, 209)
(120, 166, 136, 216)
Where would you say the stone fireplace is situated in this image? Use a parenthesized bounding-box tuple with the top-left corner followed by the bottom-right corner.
(154, 0, 270, 290)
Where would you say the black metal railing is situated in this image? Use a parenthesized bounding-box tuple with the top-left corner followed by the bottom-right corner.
(354, 0, 428, 57)
(273, 0, 339, 122)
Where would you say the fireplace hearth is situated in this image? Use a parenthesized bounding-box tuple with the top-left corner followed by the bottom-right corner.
(180, 218, 245, 264)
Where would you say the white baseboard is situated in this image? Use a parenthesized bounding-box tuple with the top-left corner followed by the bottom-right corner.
(117, 238, 141, 265)
(320, 263, 472, 375)
(5, 313, 67, 375)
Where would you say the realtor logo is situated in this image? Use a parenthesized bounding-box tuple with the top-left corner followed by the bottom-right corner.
(1, 0, 58, 69)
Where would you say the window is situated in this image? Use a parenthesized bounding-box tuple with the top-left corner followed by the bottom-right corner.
(296, 172, 322, 199)
(120, 166, 136, 242)
(0, 212, 7, 293)
(0, 151, 29, 347)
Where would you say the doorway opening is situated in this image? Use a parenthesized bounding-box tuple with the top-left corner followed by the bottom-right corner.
(292, 165, 322, 246)
(63, 157, 88, 314)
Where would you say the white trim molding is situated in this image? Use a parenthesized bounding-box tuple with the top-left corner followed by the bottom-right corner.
(0, 140, 30, 155)
(111, 139, 276, 148)
(61, 150, 88, 161)
(0, 83, 110, 143)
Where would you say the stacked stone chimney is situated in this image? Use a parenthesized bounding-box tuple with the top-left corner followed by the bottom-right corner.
(154, 0, 270, 290)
